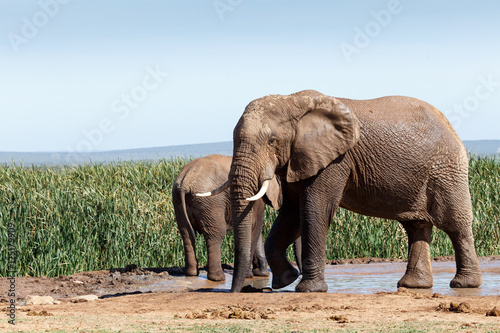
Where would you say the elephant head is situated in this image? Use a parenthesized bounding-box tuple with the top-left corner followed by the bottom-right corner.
(229, 90, 361, 292)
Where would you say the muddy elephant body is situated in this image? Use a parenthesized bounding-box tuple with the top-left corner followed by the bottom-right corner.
(172, 154, 280, 281)
(229, 90, 482, 292)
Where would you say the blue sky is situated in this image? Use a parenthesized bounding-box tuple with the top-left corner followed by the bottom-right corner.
(1, 0, 499, 152)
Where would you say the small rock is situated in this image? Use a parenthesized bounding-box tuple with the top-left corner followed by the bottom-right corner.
(486, 307, 500, 316)
(73, 280, 84, 285)
(437, 302, 471, 313)
(329, 315, 348, 323)
(449, 302, 461, 311)
(437, 302, 449, 311)
(72, 295, 99, 303)
(456, 302, 471, 313)
(25, 295, 55, 305)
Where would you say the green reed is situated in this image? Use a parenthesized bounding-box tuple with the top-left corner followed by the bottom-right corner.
(0, 156, 498, 277)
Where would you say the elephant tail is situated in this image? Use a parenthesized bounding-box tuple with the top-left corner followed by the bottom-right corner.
(172, 182, 197, 267)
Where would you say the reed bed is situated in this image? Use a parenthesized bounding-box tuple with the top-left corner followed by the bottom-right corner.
(0, 156, 498, 277)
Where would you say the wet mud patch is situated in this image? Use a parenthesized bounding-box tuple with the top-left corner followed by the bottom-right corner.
(0, 264, 180, 302)
(2, 256, 500, 305)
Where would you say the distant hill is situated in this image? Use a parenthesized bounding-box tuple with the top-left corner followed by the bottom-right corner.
(463, 140, 500, 157)
(0, 140, 498, 167)
(0, 141, 233, 166)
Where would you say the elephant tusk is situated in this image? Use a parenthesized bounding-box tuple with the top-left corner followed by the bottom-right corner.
(246, 180, 270, 201)
(195, 179, 230, 197)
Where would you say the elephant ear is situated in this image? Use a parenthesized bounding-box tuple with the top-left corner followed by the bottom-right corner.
(287, 96, 361, 183)
(263, 175, 282, 210)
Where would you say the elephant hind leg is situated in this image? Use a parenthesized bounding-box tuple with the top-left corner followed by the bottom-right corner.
(398, 220, 434, 289)
(204, 227, 227, 282)
(445, 230, 482, 288)
(429, 181, 482, 288)
(252, 233, 270, 277)
(437, 211, 482, 288)
(180, 231, 198, 277)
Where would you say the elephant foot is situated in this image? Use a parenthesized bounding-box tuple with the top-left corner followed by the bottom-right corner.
(245, 267, 254, 279)
(450, 271, 482, 288)
(207, 270, 226, 282)
(252, 267, 270, 277)
(271, 267, 299, 289)
(184, 267, 198, 277)
(295, 278, 328, 292)
(397, 269, 433, 289)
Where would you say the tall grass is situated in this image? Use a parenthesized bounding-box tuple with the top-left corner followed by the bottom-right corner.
(0, 156, 498, 277)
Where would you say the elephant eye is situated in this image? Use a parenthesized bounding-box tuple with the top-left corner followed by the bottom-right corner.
(268, 138, 277, 146)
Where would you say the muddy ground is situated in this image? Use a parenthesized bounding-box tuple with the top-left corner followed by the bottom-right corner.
(1, 257, 499, 332)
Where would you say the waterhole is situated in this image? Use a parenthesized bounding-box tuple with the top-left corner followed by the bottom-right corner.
(152, 258, 500, 296)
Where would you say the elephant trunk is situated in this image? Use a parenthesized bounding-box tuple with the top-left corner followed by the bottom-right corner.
(230, 198, 253, 292)
(229, 154, 260, 292)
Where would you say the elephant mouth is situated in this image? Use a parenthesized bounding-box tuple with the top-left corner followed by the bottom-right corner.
(245, 179, 270, 201)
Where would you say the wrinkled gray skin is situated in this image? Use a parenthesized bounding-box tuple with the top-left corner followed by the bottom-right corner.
(229, 90, 482, 292)
(172, 154, 281, 281)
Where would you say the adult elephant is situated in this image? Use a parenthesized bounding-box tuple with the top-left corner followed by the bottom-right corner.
(172, 154, 281, 281)
(227, 90, 482, 293)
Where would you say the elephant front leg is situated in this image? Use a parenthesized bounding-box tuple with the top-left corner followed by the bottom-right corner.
(265, 205, 300, 289)
(398, 221, 433, 289)
(295, 207, 330, 293)
(294, 172, 347, 293)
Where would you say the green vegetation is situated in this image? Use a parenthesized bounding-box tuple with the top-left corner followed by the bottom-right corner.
(1, 156, 499, 277)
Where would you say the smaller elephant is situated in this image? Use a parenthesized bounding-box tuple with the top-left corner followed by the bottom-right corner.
(172, 154, 281, 281)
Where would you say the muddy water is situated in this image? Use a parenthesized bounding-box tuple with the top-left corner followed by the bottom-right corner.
(152, 259, 500, 296)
